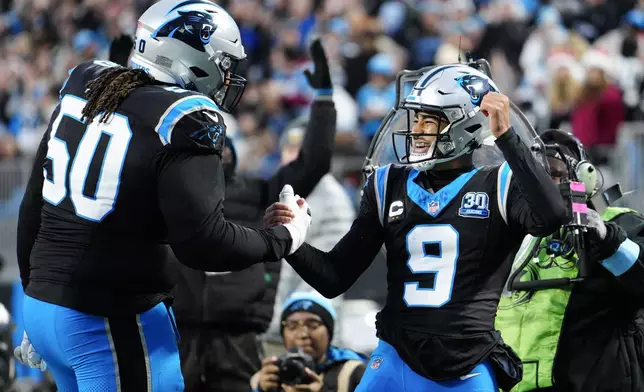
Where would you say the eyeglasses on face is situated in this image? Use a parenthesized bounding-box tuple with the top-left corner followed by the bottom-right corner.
(282, 319, 323, 332)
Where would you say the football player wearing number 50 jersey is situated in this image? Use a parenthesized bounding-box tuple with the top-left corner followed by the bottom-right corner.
(14, 1, 312, 391)
(264, 65, 568, 392)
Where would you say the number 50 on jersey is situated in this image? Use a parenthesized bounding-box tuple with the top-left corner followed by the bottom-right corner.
(43, 95, 132, 222)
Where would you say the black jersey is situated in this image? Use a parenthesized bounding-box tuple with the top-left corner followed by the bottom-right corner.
(284, 128, 567, 386)
(16, 60, 292, 317)
(373, 164, 521, 334)
(370, 163, 523, 382)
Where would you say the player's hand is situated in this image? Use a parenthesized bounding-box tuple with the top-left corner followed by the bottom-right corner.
(586, 208, 607, 241)
(303, 38, 332, 91)
(14, 332, 47, 372)
(283, 197, 312, 255)
(282, 368, 323, 392)
(278, 185, 312, 255)
(264, 202, 295, 228)
(480, 92, 511, 138)
(258, 356, 280, 392)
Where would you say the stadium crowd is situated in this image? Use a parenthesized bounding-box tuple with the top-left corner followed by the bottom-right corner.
(0, 0, 644, 391)
(0, 0, 642, 189)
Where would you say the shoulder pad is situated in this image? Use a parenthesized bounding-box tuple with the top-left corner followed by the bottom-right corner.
(152, 90, 226, 153)
(59, 60, 121, 99)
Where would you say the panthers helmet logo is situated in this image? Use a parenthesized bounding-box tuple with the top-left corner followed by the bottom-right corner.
(152, 10, 217, 52)
(455, 74, 497, 105)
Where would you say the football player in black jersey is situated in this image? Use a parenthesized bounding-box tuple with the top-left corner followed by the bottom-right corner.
(13, 0, 312, 390)
(264, 64, 568, 391)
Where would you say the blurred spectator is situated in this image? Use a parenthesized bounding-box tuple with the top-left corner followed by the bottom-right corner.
(547, 51, 584, 129)
(356, 53, 396, 144)
(571, 49, 626, 165)
(168, 39, 338, 392)
(268, 123, 356, 348)
(251, 292, 367, 392)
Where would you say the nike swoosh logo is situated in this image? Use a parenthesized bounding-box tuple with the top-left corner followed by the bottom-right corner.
(459, 372, 482, 381)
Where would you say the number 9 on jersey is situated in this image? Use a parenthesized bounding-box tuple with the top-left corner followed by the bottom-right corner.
(403, 225, 459, 307)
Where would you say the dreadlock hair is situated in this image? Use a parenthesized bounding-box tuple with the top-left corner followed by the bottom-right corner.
(81, 66, 155, 124)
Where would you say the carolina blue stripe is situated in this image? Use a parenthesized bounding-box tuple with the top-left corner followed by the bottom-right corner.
(316, 88, 333, 96)
(376, 166, 389, 221)
(499, 162, 512, 207)
(157, 97, 219, 144)
(600, 238, 641, 277)
(140, 303, 184, 390)
(407, 167, 480, 217)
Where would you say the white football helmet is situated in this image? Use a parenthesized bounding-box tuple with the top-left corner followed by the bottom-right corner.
(393, 64, 501, 171)
(364, 62, 547, 177)
(131, 0, 247, 112)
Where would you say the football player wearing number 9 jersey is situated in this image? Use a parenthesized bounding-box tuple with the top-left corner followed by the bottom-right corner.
(13, 0, 313, 391)
(264, 65, 568, 392)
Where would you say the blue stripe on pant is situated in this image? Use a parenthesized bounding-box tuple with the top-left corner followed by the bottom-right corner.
(23, 295, 184, 392)
(356, 339, 498, 392)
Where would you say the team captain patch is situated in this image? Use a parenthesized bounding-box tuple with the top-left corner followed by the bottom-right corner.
(458, 192, 490, 218)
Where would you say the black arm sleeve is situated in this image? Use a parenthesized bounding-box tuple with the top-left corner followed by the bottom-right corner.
(16, 115, 55, 290)
(263, 99, 336, 201)
(157, 150, 293, 271)
(284, 178, 385, 298)
(156, 109, 293, 272)
(496, 127, 567, 236)
(224, 99, 337, 211)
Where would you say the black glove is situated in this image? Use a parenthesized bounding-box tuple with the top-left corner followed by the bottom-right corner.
(303, 38, 332, 91)
(586, 209, 607, 241)
(586, 221, 628, 262)
(109, 34, 135, 67)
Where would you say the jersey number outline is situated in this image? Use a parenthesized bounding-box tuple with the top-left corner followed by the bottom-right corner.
(42, 94, 132, 222)
(403, 224, 459, 307)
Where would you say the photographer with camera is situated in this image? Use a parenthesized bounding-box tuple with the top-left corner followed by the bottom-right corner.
(251, 292, 367, 392)
(496, 129, 644, 392)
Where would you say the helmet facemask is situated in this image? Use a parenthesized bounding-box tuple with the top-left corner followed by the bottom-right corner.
(197, 49, 247, 113)
(392, 106, 481, 171)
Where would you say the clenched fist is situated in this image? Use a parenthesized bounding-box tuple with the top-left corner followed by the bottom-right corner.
(480, 92, 511, 138)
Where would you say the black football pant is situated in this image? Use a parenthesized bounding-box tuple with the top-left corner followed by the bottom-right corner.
(178, 325, 263, 392)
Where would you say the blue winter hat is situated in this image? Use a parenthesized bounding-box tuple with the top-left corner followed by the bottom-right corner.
(625, 9, 644, 29)
(281, 292, 336, 339)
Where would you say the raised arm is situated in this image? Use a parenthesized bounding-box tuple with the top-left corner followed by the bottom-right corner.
(264, 39, 336, 202)
(482, 93, 567, 237)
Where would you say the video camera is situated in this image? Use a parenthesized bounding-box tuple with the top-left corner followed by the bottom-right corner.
(559, 181, 589, 229)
